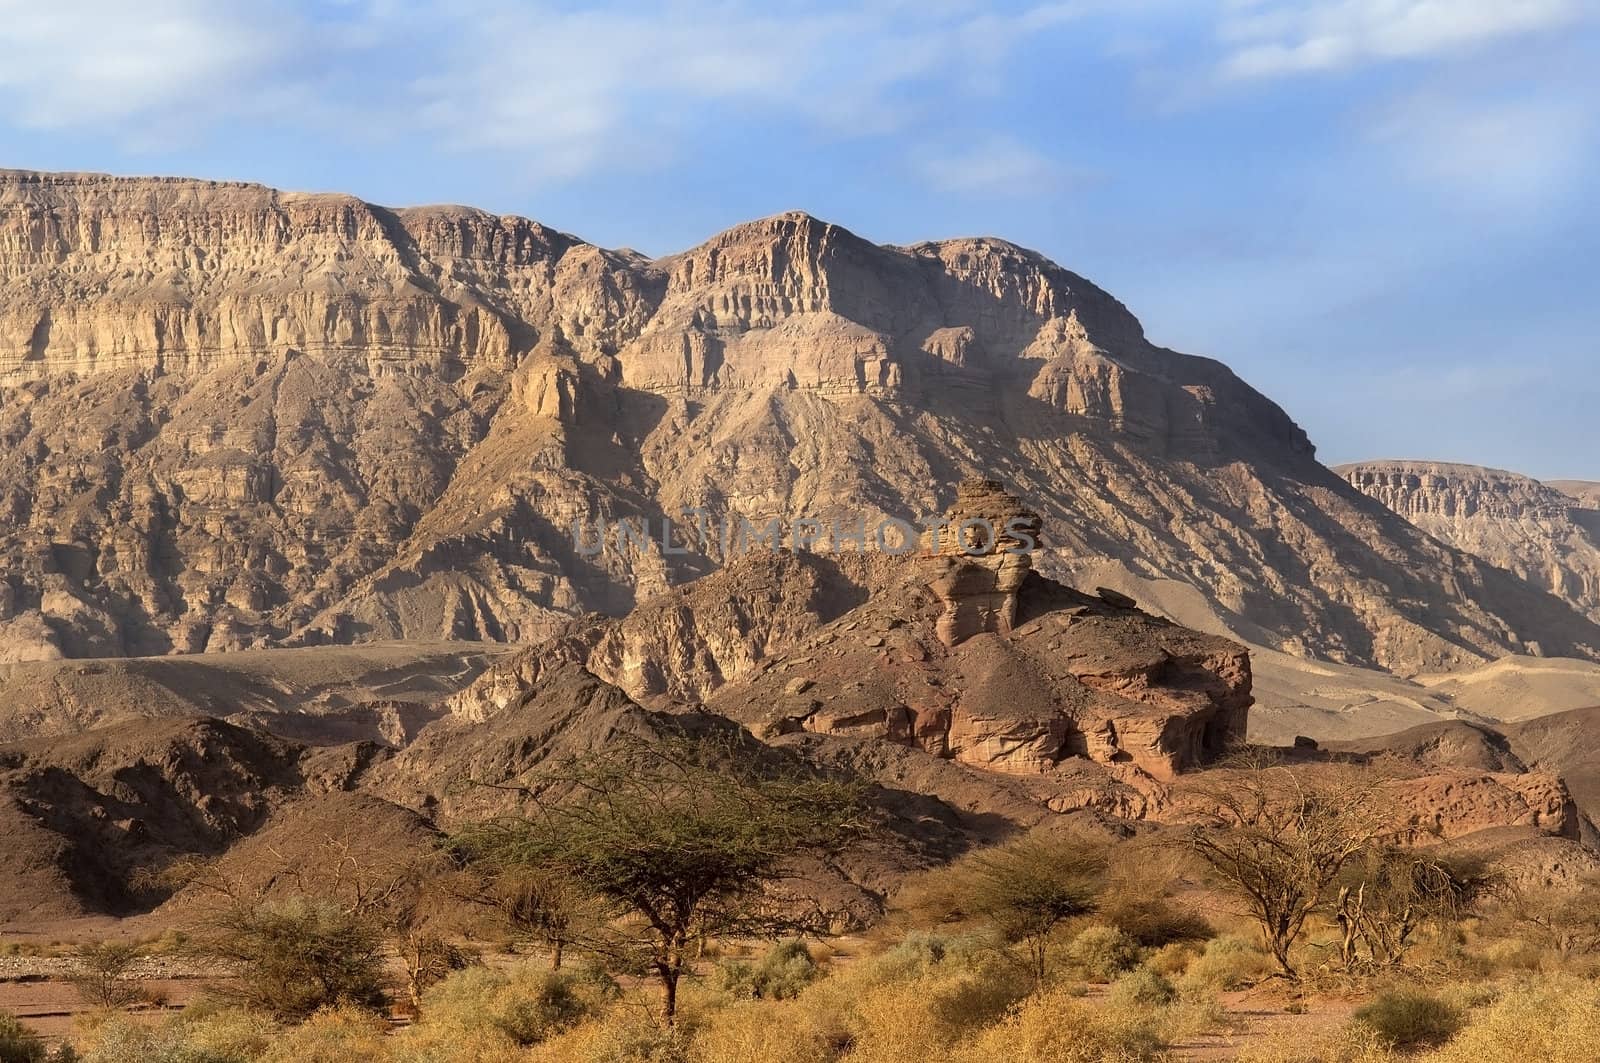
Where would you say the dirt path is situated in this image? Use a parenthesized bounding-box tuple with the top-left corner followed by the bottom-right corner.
(1170, 989, 1359, 1061)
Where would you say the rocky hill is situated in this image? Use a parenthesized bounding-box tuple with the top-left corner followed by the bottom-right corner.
(3, 169, 1598, 673)
(9, 482, 1591, 925)
(1340, 462, 1600, 624)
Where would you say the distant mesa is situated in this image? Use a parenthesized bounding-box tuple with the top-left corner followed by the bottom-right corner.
(1341, 460, 1600, 625)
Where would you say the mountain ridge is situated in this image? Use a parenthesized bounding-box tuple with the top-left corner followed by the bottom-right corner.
(1341, 460, 1600, 625)
(2, 168, 1597, 673)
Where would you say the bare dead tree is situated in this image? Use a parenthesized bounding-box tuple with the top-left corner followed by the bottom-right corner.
(1182, 758, 1399, 978)
(1333, 849, 1487, 972)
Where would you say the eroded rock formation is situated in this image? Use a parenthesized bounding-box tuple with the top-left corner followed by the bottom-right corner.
(925, 479, 1042, 647)
(452, 507, 1253, 814)
(3, 170, 1598, 672)
(1386, 770, 1579, 841)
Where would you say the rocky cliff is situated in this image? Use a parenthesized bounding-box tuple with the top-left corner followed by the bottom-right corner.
(1550, 481, 1600, 508)
(445, 503, 1254, 825)
(3, 169, 1598, 672)
(1341, 462, 1600, 625)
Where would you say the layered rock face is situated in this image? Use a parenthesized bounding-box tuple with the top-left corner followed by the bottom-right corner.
(1341, 462, 1600, 625)
(1550, 481, 1600, 509)
(924, 480, 1041, 647)
(3, 169, 1599, 672)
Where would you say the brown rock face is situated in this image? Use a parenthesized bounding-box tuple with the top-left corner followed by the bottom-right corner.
(1341, 461, 1600, 625)
(3, 170, 1599, 672)
(459, 533, 1253, 801)
(1385, 771, 1579, 841)
(926, 479, 1041, 647)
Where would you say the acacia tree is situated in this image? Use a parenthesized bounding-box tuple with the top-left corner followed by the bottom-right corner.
(201, 897, 390, 1019)
(68, 941, 145, 1009)
(457, 733, 866, 1024)
(154, 833, 464, 1015)
(446, 862, 598, 971)
(970, 833, 1107, 986)
(1184, 761, 1396, 978)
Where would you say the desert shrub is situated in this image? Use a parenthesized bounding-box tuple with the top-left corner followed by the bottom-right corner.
(1232, 1023, 1398, 1063)
(259, 1005, 389, 1063)
(713, 940, 819, 1001)
(851, 932, 991, 987)
(149, 929, 188, 955)
(1101, 895, 1214, 948)
(1476, 937, 1542, 973)
(1148, 941, 1200, 976)
(168, 1006, 279, 1062)
(67, 943, 144, 1010)
(1109, 966, 1178, 1007)
(73, 1020, 185, 1063)
(1425, 976, 1600, 1061)
(689, 999, 835, 1063)
(408, 962, 611, 1050)
(200, 897, 388, 1020)
(1066, 924, 1141, 981)
(0, 1013, 45, 1063)
(72, 1020, 158, 1063)
(1353, 988, 1463, 1051)
(1177, 934, 1272, 992)
(76, 1005, 278, 1063)
(559, 1012, 690, 1063)
(956, 983, 1169, 1063)
(843, 958, 1031, 1063)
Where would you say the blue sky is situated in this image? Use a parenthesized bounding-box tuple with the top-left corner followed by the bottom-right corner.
(1, 0, 1595, 479)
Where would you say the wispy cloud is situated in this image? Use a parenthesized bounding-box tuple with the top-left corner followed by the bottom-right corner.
(0, 0, 1090, 181)
(914, 136, 1082, 196)
(1218, 0, 1585, 79)
(1370, 85, 1595, 214)
(0, 0, 294, 128)
(396, 1, 1087, 181)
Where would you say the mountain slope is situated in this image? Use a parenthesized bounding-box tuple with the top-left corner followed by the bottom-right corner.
(2, 169, 1597, 672)
(1341, 461, 1600, 624)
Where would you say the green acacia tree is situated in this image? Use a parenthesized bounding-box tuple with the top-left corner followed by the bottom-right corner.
(457, 732, 867, 1025)
(971, 833, 1107, 986)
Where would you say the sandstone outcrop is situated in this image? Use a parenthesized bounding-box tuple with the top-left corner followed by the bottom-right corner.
(3, 170, 1598, 672)
(925, 480, 1041, 647)
(1385, 771, 1579, 841)
(453, 517, 1253, 805)
(1550, 480, 1600, 508)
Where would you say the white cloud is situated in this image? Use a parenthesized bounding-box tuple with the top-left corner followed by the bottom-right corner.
(1218, 0, 1585, 79)
(915, 136, 1078, 196)
(0, 0, 293, 128)
(396, 1, 1087, 181)
(1371, 86, 1595, 214)
(0, 0, 1089, 180)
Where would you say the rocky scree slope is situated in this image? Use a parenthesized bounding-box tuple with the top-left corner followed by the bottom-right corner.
(1341, 462, 1600, 626)
(2, 169, 1598, 672)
